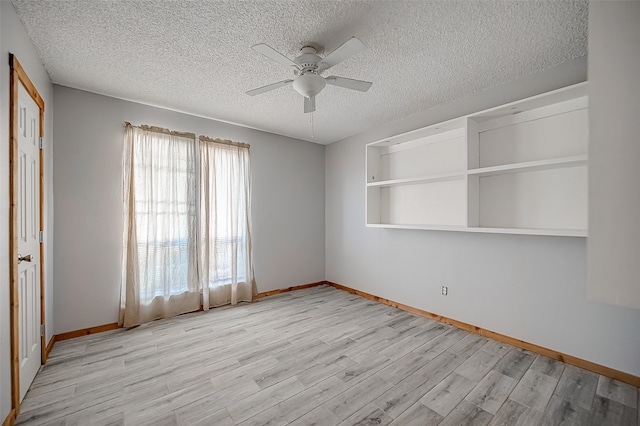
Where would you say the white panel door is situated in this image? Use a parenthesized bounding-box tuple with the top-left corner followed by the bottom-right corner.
(17, 82, 41, 401)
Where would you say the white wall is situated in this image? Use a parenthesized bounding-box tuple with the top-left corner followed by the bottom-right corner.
(0, 2, 54, 420)
(325, 57, 640, 377)
(587, 2, 640, 309)
(52, 86, 325, 334)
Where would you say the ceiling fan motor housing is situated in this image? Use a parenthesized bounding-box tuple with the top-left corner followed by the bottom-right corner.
(294, 46, 322, 72)
(292, 46, 326, 98)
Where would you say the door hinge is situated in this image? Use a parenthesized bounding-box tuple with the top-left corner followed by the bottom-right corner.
(40, 324, 45, 337)
(39, 230, 44, 243)
(39, 137, 43, 149)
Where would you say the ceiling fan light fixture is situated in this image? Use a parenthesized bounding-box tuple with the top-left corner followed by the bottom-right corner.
(248, 37, 370, 113)
(292, 73, 326, 98)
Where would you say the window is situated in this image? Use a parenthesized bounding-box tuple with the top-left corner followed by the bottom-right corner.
(199, 138, 252, 289)
(132, 130, 196, 301)
(120, 124, 254, 327)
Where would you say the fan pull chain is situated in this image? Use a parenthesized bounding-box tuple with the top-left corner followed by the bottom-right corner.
(310, 111, 315, 138)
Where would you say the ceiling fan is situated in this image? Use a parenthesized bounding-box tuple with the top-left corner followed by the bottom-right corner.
(246, 37, 373, 113)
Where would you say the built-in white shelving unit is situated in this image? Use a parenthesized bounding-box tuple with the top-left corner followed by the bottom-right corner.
(366, 83, 588, 237)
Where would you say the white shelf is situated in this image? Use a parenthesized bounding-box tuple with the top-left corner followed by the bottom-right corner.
(366, 224, 468, 232)
(468, 155, 587, 177)
(367, 172, 465, 187)
(468, 84, 587, 123)
(365, 82, 589, 237)
(367, 223, 587, 237)
(370, 117, 467, 147)
(466, 227, 587, 237)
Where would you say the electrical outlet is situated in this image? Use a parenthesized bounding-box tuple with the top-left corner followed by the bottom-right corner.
(441, 286, 448, 296)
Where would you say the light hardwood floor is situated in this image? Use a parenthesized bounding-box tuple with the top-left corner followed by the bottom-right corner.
(16, 285, 639, 425)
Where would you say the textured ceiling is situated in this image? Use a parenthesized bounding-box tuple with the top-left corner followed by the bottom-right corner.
(12, 0, 588, 144)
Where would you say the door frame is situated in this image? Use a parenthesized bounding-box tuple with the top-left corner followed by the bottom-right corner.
(9, 53, 46, 415)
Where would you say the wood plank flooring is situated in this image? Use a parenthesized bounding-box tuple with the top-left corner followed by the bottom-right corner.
(15, 285, 639, 425)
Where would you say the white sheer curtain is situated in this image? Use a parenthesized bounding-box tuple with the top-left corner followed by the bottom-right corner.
(199, 136, 255, 309)
(120, 124, 255, 328)
(120, 124, 199, 327)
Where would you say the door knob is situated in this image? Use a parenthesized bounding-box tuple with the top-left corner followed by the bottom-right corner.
(18, 254, 32, 263)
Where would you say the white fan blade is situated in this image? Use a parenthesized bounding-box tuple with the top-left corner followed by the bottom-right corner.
(246, 80, 293, 96)
(304, 96, 316, 113)
(325, 76, 373, 92)
(318, 37, 365, 71)
(251, 43, 300, 69)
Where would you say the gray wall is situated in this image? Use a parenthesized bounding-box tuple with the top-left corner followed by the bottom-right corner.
(325, 56, 640, 377)
(52, 86, 325, 334)
(587, 2, 640, 309)
(0, 2, 55, 419)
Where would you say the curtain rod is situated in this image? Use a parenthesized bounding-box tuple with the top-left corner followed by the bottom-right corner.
(124, 122, 250, 148)
(199, 135, 250, 149)
(124, 122, 196, 139)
